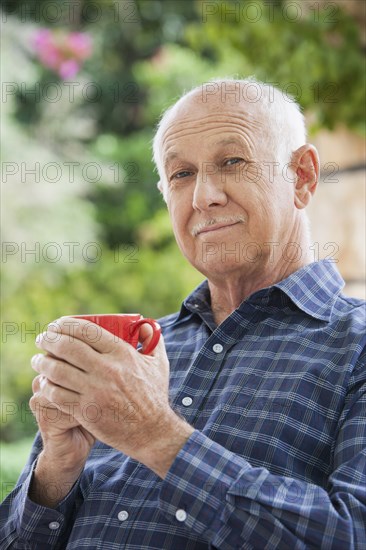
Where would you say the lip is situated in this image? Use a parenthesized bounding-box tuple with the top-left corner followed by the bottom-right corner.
(197, 221, 241, 235)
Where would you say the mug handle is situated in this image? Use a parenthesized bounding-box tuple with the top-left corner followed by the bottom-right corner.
(129, 318, 161, 355)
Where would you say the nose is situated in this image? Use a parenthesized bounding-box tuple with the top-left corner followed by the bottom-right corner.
(192, 164, 228, 211)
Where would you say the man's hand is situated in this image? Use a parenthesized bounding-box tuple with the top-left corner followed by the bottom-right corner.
(30, 374, 96, 467)
(31, 317, 194, 478)
(29, 375, 96, 507)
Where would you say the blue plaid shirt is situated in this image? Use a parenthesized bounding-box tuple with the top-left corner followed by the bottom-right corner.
(1, 260, 365, 549)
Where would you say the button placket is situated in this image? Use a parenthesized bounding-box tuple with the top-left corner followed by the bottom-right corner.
(171, 331, 229, 427)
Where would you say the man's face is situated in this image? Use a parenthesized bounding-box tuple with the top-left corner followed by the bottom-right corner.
(160, 94, 298, 280)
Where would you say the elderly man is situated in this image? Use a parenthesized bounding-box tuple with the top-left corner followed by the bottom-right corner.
(1, 79, 365, 549)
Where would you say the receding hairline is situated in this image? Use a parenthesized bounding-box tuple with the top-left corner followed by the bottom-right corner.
(156, 77, 301, 124)
(156, 81, 268, 134)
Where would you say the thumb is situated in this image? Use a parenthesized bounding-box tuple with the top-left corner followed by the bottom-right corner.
(138, 321, 163, 356)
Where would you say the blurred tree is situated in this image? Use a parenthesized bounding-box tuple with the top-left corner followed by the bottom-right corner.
(2, 0, 202, 245)
(186, 0, 365, 133)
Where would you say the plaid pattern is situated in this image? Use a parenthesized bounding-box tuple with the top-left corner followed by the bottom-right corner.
(1, 260, 365, 549)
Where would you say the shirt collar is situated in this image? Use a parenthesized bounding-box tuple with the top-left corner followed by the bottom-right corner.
(273, 260, 344, 321)
(177, 280, 210, 321)
(178, 261, 344, 323)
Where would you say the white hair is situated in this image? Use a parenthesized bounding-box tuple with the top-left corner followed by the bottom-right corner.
(152, 77, 307, 202)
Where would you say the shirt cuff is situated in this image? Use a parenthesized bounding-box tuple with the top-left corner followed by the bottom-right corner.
(158, 429, 250, 539)
(13, 460, 81, 549)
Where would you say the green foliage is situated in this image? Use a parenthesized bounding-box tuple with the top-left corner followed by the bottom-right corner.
(89, 130, 162, 244)
(185, 0, 365, 135)
(0, 438, 35, 501)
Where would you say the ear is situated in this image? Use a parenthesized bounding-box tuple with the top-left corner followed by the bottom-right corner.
(290, 144, 319, 209)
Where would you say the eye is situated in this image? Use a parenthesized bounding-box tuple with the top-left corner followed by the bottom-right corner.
(224, 157, 243, 166)
(171, 170, 193, 180)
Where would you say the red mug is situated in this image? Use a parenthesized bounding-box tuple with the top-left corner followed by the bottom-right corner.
(71, 314, 161, 355)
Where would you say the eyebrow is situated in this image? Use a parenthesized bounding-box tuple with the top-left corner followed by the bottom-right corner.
(163, 151, 179, 170)
(163, 137, 247, 170)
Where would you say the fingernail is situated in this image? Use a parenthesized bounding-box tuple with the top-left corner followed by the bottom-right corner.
(47, 322, 60, 332)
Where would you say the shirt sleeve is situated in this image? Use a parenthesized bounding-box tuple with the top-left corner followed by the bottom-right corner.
(0, 432, 82, 550)
(158, 358, 366, 549)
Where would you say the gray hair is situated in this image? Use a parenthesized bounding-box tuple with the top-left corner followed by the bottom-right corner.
(152, 78, 307, 201)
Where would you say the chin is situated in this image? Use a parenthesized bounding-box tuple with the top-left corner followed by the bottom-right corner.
(194, 259, 251, 279)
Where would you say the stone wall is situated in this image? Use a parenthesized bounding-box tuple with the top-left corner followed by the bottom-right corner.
(307, 127, 365, 299)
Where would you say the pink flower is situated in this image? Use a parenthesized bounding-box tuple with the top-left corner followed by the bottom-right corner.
(33, 28, 52, 48)
(38, 45, 63, 70)
(58, 59, 80, 79)
(32, 28, 92, 79)
(67, 33, 92, 60)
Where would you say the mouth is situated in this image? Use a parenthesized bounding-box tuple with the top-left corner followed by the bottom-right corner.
(192, 216, 245, 237)
(197, 221, 241, 235)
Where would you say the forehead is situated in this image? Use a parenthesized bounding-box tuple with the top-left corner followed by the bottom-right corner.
(160, 95, 266, 162)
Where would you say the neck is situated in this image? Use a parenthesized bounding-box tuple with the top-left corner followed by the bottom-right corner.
(208, 248, 312, 326)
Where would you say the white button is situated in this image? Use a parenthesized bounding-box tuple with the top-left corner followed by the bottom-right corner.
(175, 509, 187, 522)
(182, 396, 193, 407)
(48, 521, 60, 530)
(118, 510, 129, 522)
(212, 343, 223, 353)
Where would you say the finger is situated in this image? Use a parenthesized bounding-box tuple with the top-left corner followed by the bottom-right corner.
(37, 316, 120, 354)
(35, 330, 105, 373)
(34, 375, 83, 418)
(32, 373, 42, 394)
(29, 389, 81, 428)
(31, 354, 84, 394)
(30, 384, 62, 415)
(138, 323, 164, 357)
(138, 322, 154, 354)
(30, 376, 66, 412)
